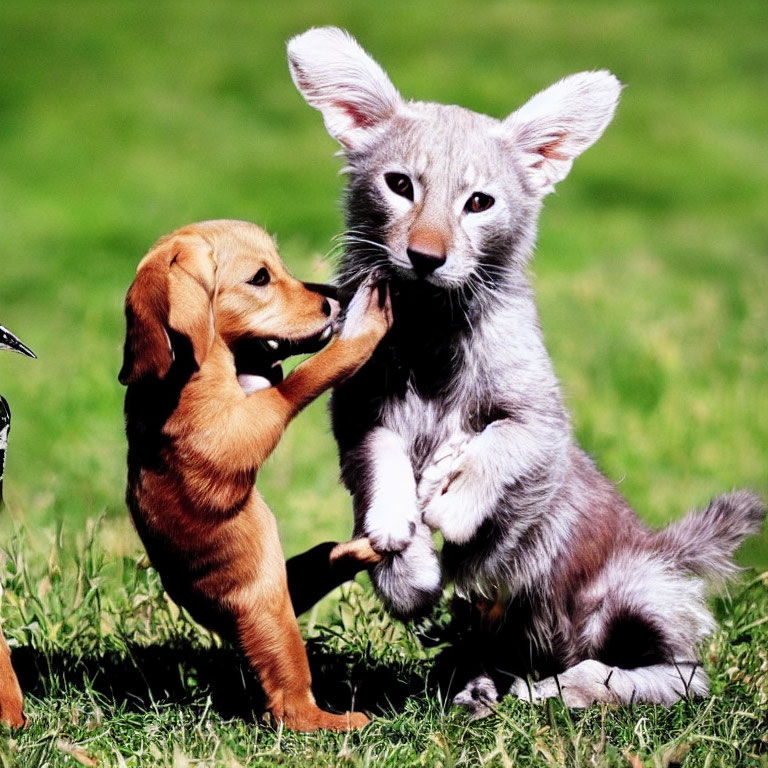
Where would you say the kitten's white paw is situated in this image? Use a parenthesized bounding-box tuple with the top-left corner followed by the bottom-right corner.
(423, 475, 479, 544)
(417, 432, 471, 508)
(453, 674, 499, 719)
(366, 515, 416, 554)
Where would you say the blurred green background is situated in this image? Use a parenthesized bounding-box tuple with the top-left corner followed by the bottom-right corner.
(0, 0, 765, 568)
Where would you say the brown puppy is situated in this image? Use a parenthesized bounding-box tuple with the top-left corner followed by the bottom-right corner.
(119, 219, 391, 731)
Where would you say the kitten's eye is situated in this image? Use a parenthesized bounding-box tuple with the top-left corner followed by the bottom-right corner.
(248, 268, 270, 286)
(464, 192, 495, 214)
(384, 172, 414, 201)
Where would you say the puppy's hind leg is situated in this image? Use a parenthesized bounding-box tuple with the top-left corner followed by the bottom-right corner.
(234, 510, 369, 731)
(235, 596, 369, 730)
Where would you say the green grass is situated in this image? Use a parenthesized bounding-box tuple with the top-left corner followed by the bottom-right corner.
(0, 0, 766, 765)
(0, 527, 767, 767)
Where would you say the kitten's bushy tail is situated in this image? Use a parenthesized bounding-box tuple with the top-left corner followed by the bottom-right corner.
(654, 490, 765, 583)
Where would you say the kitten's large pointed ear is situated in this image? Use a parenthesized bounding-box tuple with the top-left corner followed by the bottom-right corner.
(502, 71, 622, 196)
(287, 27, 402, 150)
(119, 233, 216, 385)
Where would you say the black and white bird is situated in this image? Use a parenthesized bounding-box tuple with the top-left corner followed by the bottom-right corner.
(0, 326, 36, 504)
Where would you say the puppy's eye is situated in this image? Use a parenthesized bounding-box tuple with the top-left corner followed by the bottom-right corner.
(464, 193, 495, 214)
(248, 268, 270, 286)
(384, 172, 414, 201)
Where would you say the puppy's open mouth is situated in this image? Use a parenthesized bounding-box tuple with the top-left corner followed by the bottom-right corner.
(232, 323, 334, 391)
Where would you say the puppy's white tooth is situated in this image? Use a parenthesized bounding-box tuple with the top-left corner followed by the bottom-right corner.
(320, 326, 332, 340)
(266, 339, 279, 350)
(271, 360, 283, 368)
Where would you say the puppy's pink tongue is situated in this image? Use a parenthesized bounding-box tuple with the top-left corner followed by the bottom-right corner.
(237, 374, 271, 394)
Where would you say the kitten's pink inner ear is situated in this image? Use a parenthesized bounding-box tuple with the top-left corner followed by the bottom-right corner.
(334, 100, 378, 130)
(537, 133, 569, 163)
(503, 70, 622, 195)
(287, 27, 403, 150)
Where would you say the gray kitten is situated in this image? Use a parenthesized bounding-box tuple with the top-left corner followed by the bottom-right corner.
(287, 27, 765, 711)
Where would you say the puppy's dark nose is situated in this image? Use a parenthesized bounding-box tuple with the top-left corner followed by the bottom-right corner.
(407, 248, 446, 277)
(303, 282, 340, 321)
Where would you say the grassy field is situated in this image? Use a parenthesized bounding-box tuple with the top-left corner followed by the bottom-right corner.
(0, 1, 766, 765)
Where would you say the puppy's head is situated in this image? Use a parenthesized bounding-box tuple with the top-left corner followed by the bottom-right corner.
(119, 220, 338, 386)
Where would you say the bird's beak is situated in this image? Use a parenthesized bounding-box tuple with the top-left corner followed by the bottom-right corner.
(0, 326, 36, 358)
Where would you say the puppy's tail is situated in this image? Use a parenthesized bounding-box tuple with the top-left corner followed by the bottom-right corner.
(654, 490, 766, 584)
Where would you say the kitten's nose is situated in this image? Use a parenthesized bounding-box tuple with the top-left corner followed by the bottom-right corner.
(406, 247, 446, 277)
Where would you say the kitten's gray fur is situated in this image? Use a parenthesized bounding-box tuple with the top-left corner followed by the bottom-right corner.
(287, 27, 765, 710)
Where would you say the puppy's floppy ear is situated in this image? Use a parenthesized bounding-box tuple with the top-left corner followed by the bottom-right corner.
(287, 26, 402, 151)
(502, 71, 622, 196)
(119, 254, 172, 385)
(119, 233, 216, 385)
(166, 234, 217, 371)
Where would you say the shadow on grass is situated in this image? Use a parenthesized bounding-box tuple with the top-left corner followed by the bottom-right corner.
(10, 639, 432, 722)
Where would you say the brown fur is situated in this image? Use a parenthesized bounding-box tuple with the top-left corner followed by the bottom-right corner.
(0, 628, 25, 728)
(120, 220, 391, 731)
